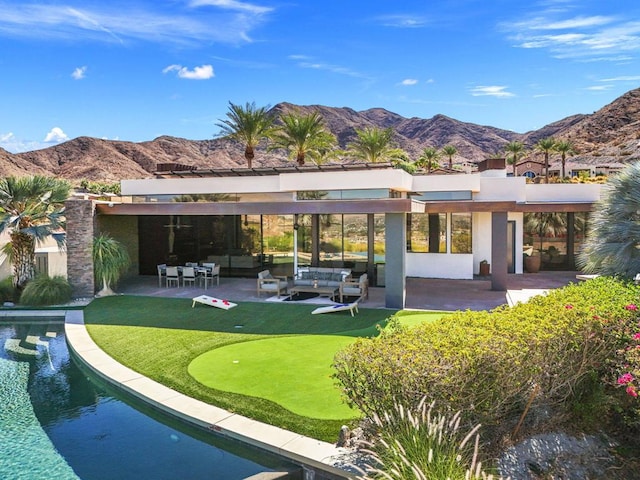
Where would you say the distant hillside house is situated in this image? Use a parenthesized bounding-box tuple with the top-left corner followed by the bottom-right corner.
(548, 161, 625, 179)
(65, 160, 601, 308)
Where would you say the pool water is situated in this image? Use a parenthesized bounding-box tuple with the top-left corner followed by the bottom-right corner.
(0, 320, 292, 480)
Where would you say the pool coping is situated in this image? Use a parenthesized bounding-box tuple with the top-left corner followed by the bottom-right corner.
(62, 310, 356, 479)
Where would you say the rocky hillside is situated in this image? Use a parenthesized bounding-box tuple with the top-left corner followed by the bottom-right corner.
(3, 87, 640, 182)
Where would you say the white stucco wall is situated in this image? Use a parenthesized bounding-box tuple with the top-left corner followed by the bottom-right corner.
(406, 252, 474, 279)
(473, 212, 492, 274)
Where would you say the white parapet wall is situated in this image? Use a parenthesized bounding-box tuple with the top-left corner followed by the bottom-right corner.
(525, 183, 602, 203)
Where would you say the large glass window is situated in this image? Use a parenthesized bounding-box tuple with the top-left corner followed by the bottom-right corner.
(406, 213, 446, 253)
(451, 213, 472, 253)
(262, 214, 294, 275)
(295, 214, 313, 267)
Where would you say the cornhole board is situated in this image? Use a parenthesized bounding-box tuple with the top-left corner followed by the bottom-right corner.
(192, 295, 237, 310)
(311, 302, 358, 317)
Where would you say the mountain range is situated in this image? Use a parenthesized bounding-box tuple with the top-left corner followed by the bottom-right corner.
(2, 88, 639, 183)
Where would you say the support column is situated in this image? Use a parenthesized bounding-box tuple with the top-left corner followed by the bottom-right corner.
(566, 212, 575, 270)
(384, 213, 406, 309)
(491, 211, 508, 291)
(367, 214, 375, 280)
(65, 198, 95, 298)
(311, 214, 320, 266)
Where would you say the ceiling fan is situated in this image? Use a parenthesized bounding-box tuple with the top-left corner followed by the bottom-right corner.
(163, 216, 192, 229)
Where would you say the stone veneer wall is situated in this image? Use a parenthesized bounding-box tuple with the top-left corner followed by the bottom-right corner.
(65, 198, 95, 298)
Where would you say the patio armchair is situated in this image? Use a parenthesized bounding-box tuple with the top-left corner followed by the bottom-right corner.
(339, 273, 368, 303)
(257, 269, 288, 297)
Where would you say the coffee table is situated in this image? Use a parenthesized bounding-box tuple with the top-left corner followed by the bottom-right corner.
(289, 285, 338, 301)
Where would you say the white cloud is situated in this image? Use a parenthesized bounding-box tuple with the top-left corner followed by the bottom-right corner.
(0, 3, 271, 46)
(400, 78, 418, 86)
(469, 86, 515, 98)
(71, 65, 87, 79)
(374, 14, 429, 28)
(600, 75, 640, 82)
(586, 85, 613, 91)
(43, 127, 69, 143)
(163, 64, 215, 80)
(503, 10, 640, 61)
(290, 55, 369, 79)
(188, 0, 273, 15)
(0, 132, 14, 143)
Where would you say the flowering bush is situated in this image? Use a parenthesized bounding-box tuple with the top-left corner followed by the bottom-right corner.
(614, 304, 640, 400)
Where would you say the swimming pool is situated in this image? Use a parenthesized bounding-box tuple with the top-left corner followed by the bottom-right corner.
(0, 319, 293, 480)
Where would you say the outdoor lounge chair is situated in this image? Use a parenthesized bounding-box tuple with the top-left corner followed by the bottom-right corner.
(257, 269, 288, 297)
(339, 273, 368, 303)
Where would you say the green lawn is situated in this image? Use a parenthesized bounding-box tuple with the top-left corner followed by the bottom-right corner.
(83, 295, 444, 442)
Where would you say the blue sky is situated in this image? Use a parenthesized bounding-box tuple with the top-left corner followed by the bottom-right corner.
(1, 0, 639, 153)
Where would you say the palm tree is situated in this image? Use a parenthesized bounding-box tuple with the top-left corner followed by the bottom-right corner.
(216, 101, 274, 169)
(441, 145, 458, 170)
(416, 147, 441, 173)
(93, 233, 130, 297)
(535, 137, 556, 183)
(554, 140, 576, 179)
(346, 127, 406, 163)
(578, 162, 640, 278)
(269, 110, 337, 165)
(504, 141, 525, 176)
(0, 175, 70, 289)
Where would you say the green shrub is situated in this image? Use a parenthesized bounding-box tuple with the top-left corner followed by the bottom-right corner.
(19, 275, 73, 306)
(0, 277, 18, 303)
(333, 277, 640, 432)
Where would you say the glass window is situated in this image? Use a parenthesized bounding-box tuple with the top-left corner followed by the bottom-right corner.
(262, 214, 295, 274)
(451, 213, 472, 253)
(406, 213, 446, 253)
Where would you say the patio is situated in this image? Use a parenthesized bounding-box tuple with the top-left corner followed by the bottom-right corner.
(116, 270, 581, 312)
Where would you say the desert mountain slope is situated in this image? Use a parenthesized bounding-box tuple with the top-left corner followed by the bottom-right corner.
(4, 87, 640, 182)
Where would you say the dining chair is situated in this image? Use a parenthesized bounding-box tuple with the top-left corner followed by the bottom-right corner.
(165, 266, 179, 288)
(157, 264, 167, 287)
(182, 266, 197, 287)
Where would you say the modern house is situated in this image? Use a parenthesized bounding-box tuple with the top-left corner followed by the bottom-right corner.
(65, 159, 601, 308)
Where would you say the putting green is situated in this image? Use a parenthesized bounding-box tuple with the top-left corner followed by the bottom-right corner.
(188, 335, 360, 420)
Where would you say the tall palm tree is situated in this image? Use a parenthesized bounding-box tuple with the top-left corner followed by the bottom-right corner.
(441, 145, 458, 170)
(269, 110, 337, 166)
(216, 101, 274, 169)
(0, 175, 70, 289)
(535, 137, 556, 183)
(347, 127, 406, 163)
(578, 162, 640, 278)
(416, 147, 441, 173)
(554, 140, 576, 179)
(504, 141, 525, 176)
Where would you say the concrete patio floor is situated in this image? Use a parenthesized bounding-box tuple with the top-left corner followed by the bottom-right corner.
(117, 270, 581, 312)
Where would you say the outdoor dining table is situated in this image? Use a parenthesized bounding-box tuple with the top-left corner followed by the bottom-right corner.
(158, 264, 215, 288)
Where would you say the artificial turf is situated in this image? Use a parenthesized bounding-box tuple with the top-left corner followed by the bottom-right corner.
(188, 335, 359, 420)
(83, 295, 444, 442)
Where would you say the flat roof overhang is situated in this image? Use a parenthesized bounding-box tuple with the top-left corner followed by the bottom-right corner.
(96, 199, 595, 216)
(95, 199, 414, 216)
(418, 201, 595, 213)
